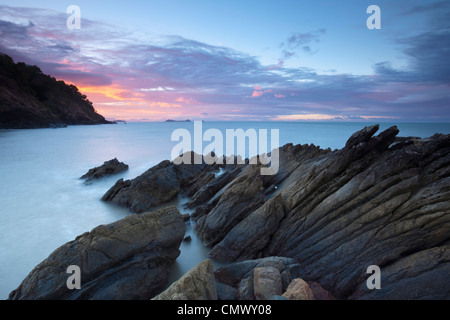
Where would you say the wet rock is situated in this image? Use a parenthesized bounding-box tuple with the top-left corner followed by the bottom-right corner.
(81, 158, 128, 184)
(209, 194, 284, 262)
(9, 207, 185, 300)
(102, 152, 215, 214)
(194, 169, 265, 247)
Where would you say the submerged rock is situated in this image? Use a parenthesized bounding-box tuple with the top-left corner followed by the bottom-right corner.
(80, 158, 128, 184)
(9, 207, 185, 300)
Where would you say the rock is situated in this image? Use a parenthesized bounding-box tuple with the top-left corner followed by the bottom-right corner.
(236, 277, 254, 300)
(8, 207, 185, 300)
(80, 158, 128, 184)
(182, 213, 191, 222)
(253, 267, 282, 300)
(264, 127, 450, 299)
(307, 281, 335, 300)
(282, 278, 314, 300)
(216, 282, 237, 300)
(214, 256, 300, 288)
(152, 259, 217, 300)
(194, 169, 265, 246)
(198, 125, 449, 299)
(348, 245, 450, 300)
(102, 153, 215, 214)
(209, 194, 284, 262)
(183, 235, 191, 242)
(185, 166, 242, 208)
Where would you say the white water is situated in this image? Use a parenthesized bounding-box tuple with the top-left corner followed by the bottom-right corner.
(1, 122, 449, 299)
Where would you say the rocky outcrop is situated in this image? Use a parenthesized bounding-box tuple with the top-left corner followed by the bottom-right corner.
(152, 259, 217, 300)
(0, 53, 112, 129)
(81, 158, 128, 184)
(193, 166, 265, 247)
(264, 126, 450, 299)
(208, 194, 284, 262)
(54, 124, 448, 300)
(102, 153, 217, 214)
(192, 125, 450, 299)
(9, 207, 185, 300)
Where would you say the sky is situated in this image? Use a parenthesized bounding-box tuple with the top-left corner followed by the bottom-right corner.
(0, 0, 449, 121)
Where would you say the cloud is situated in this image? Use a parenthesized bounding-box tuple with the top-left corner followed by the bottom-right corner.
(0, 5, 448, 121)
(279, 28, 326, 59)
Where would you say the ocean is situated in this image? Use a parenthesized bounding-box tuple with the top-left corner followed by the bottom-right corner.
(1, 121, 449, 299)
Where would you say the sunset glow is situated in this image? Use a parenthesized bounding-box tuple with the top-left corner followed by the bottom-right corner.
(0, 1, 449, 122)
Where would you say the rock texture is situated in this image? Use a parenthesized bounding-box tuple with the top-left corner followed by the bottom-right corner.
(253, 267, 282, 300)
(209, 194, 284, 262)
(193, 125, 450, 299)
(214, 256, 334, 300)
(18, 124, 447, 300)
(152, 259, 217, 300)
(102, 153, 217, 214)
(81, 158, 128, 184)
(9, 207, 185, 300)
(282, 278, 314, 300)
(0, 53, 112, 129)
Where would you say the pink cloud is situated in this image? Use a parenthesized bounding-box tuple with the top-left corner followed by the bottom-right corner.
(275, 94, 286, 98)
(252, 90, 264, 98)
(254, 85, 263, 90)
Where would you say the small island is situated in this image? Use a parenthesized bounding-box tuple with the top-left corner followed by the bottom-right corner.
(164, 119, 192, 122)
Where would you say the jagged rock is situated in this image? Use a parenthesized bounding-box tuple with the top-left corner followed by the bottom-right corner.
(263, 126, 450, 299)
(253, 267, 282, 300)
(152, 259, 217, 300)
(209, 194, 284, 262)
(200, 125, 450, 299)
(282, 278, 314, 300)
(348, 245, 450, 300)
(8, 207, 185, 300)
(185, 166, 243, 208)
(194, 169, 265, 246)
(102, 152, 215, 213)
(80, 158, 128, 184)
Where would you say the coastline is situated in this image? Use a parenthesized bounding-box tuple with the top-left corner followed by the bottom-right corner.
(6, 127, 448, 298)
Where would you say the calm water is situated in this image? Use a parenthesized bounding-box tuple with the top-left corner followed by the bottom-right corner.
(1, 122, 449, 299)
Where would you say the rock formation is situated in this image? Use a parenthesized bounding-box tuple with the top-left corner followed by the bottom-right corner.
(80, 158, 129, 184)
(14, 124, 449, 300)
(9, 207, 185, 300)
(101, 124, 449, 299)
(102, 153, 218, 214)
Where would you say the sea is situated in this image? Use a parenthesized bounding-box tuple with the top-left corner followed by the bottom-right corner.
(1, 121, 449, 299)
